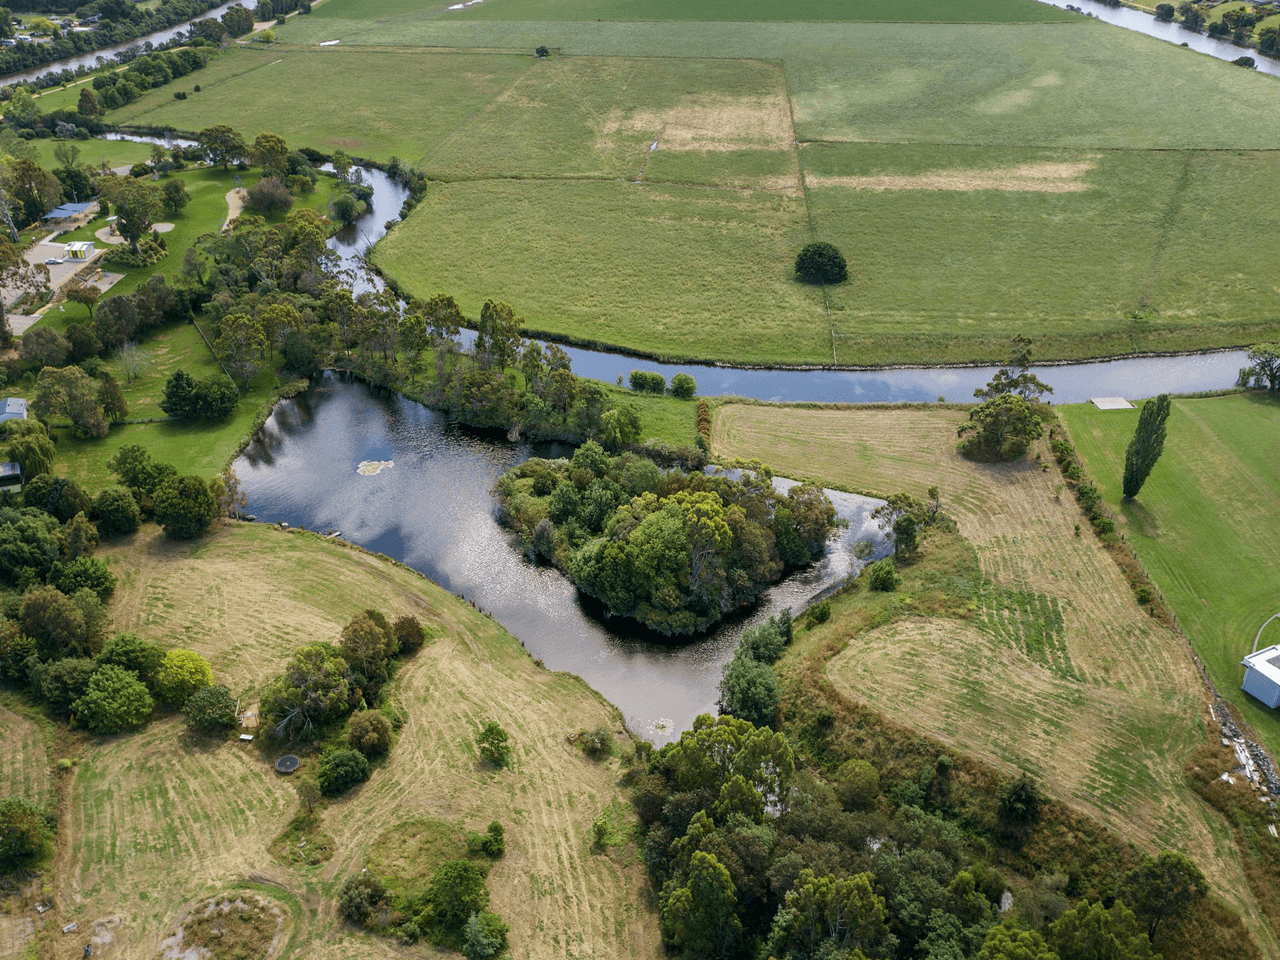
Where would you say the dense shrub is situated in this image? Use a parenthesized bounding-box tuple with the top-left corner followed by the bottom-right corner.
(318, 747, 371, 796)
(93, 487, 142, 538)
(865, 557, 900, 592)
(159, 369, 239, 419)
(338, 873, 389, 925)
(153, 648, 213, 708)
(629, 369, 666, 394)
(795, 241, 848, 284)
(391, 615, 426, 655)
(49, 556, 116, 599)
(347, 709, 393, 758)
(23, 475, 92, 524)
(669, 372, 697, 399)
(183, 683, 239, 732)
(0, 797, 50, 870)
(97, 633, 165, 686)
(466, 820, 506, 858)
(246, 176, 294, 213)
(580, 726, 614, 759)
(72, 663, 154, 734)
(152, 474, 217, 539)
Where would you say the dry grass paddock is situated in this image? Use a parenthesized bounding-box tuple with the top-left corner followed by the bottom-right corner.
(711, 403, 1275, 952)
(30, 523, 657, 960)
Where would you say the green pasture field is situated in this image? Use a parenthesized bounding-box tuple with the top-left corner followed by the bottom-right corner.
(371, 178, 830, 365)
(104, 46, 531, 164)
(276, 19, 1280, 147)
(1059, 395, 1280, 759)
(420, 55, 793, 182)
(807, 144, 1280, 365)
(317, 0, 1077, 22)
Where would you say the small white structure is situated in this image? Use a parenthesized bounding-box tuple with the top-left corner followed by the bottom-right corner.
(0, 398, 27, 423)
(1242, 644, 1280, 708)
(64, 241, 94, 261)
(1090, 397, 1134, 410)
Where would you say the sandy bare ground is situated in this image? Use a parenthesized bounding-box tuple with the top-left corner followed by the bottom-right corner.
(42, 524, 658, 960)
(807, 161, 1094, 192)
(712, 404, 1276, 954)
(224, 188, 247, 232)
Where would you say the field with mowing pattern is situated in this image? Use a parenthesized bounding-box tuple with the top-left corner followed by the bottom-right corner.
(710, 402, 1277, 954)
(314, 0, 1076, 23)
(41, 523, 657, 960)
(1059, 394, 1280, 760)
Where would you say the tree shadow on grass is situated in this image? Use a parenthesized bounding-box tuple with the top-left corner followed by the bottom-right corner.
(1118, 497, 1161, 539)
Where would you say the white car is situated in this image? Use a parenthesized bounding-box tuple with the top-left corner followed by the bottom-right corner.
(43, 257, 63, 265)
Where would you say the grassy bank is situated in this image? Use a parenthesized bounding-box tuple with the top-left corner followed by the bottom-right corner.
(1058, 394, 1280, 757)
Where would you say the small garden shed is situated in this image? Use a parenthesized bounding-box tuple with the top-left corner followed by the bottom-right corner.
(1241, 644, 1280, 708)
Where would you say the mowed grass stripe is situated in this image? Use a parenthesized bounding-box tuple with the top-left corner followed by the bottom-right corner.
(1059, 395, 1280, 759)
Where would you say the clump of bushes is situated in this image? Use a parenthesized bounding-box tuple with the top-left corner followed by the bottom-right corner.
(865, 557, 900, 592)
(465, 821, 505, 858)
(629, 369, 666, 394)
(579, 725, 614, 759)
(317, 747, 371, 796)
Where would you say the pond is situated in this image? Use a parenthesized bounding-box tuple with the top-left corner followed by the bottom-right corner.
(234, 373, 890, 743)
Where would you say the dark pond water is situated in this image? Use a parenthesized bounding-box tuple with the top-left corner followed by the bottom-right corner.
(234, 373, 890, 743)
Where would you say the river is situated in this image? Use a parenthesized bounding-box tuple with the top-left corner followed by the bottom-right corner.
(3, 0, 246, 86)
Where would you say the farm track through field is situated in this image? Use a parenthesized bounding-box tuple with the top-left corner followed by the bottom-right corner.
(33, 524, 658, 960)
(711, 404, 1277, 952)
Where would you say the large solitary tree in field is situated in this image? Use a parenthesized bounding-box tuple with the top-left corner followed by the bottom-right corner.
(1122, 394, 1171, 499)
(794, 242, 847, 284)
(1120, 850, 1208, 941)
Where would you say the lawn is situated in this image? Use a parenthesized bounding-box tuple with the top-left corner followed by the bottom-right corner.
(1058, 394, 1280, 760)
(50, 522, 659, 960)
(314, 0, 1076, 21)
(371, 178, 830, 365)
(710, 402, 1277, 952)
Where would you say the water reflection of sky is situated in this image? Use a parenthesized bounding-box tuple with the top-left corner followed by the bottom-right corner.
(236, 375, 889, 743)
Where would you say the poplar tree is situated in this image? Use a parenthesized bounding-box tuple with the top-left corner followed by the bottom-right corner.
(1122, 394, 1172, 499)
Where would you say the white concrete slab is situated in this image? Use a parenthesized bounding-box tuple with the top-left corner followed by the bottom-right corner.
(1090, 397, 1134, 410)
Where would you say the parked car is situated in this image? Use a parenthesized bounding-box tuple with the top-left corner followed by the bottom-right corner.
(43, 257, 63, 265)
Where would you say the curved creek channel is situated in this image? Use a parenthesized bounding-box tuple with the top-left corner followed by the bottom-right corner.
(92, 135, 1242, 742)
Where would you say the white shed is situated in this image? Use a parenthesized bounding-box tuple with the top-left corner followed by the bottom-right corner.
(1241, 644, 1280, 708)
(64, 241, 95, 261)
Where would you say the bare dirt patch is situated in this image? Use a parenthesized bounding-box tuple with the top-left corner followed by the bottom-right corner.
(807, 161, 1093, 192)
(622, 94, 795, 152)
(712, 403, 1272, 947)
